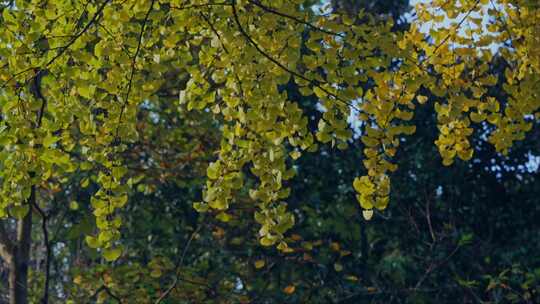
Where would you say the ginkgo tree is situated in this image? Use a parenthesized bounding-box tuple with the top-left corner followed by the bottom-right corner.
(0, 0, 539, 303)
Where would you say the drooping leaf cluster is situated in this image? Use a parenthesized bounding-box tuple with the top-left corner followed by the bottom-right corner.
(0, 0, 538, 255)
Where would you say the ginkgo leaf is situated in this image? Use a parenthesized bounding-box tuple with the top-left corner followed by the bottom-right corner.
(289, 151, 301, 160)
(283, 285, 296, 294)
(417, 95, 428, 104)
(43, 134, 58, 148)
(103, 247, 122, 262)
(10, 205, 29, 219)
(69, 201, 79, 210)
(362, 209, 374, 221)
(254, 260, 266, 269)
(85, 236, 101, 249)
(150, 269, 162, 278)
(0, 0, 536, 259)
(73, 275, 83, 285)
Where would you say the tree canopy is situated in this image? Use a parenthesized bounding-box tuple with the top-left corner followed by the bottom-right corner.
(0, 0, 539, 303)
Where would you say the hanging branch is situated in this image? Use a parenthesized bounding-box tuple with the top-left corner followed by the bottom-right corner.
(426, 0, 481, 62)
(29, 67, 51, 304)
(43, 0, 112, 68)
(115, 0, 156, 141)
(247, 0, 345, 37)
(230, 0, 361, 112)
(1, 0, 112, 89)
(169, 2, 231, 11)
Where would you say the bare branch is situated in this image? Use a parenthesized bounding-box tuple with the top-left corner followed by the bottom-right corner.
(155, 224, 203, 304)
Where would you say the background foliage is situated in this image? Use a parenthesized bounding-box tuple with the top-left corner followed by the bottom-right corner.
(0, 0, 539, 303)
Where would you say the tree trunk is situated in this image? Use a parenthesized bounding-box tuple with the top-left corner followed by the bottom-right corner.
(8, 187, 34, 304)
(8, 254, 29, 304)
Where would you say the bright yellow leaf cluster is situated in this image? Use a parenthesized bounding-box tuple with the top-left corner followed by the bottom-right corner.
(0, 0, 538, 254)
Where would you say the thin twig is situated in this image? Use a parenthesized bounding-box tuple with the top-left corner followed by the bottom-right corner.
(426, 0, 481, 62)
(32, 203, 50, 304)
(154, 224, 203, 304)
(230, 0, 360, 112)
(247, 0, 344, 37)
(199, 12, 229, 54)
(97, 24, 133, 58)
(29, 65, 50, 304)
(414, 244, 460, 290)
(489, 0, 516, 49)
(424, 189, 436, 242)
(44, 0, 111, 68)
(115, 0, 156, 141)
(90, 285, 123, 303)
(336, 284, 462, 302)
(169, 2, 231, 11)
(0, 0, 111, 89)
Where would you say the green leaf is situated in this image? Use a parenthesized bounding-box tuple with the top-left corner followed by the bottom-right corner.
(11, 205, 29, 219)
(43, 134, 58, 148)
(85, 236, 101, 249)
(254, 260, 266, 269)
(216, 212, 232, 222)
(207, 162, 220, 180)
(69, 201, 79, 210)
(150, 269, 162, 278)
(260, 236, 275, 246)
(103, 247, 122, 262)
(289, 150, 301, 160)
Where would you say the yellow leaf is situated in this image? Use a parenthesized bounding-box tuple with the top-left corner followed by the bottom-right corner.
(417, 95, 428, 104)
(340, 250, 351, 257)
(69, 201, 79, 210)
(260, 236, 274, 247)
(290, 234, 302, 241)
(103, 247, 122, 262)
(362, 209, 374, 221)
(216, 212, 232, 222)
(85, 236, 101, 249)
(367, 287, 377, 293)
(289, 150, 301, 160)
(254, 260, 266, 269)
(281, 247, 295, 253)
(150, 269, 162, 278)
(283, 285, 296, 294)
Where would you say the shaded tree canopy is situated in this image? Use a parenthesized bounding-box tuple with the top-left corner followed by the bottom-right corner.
(0, 0, 539, 303)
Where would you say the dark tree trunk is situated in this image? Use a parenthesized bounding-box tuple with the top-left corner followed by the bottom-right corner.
(8, 254, 29, 304)
(7, 188, 34, 304)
